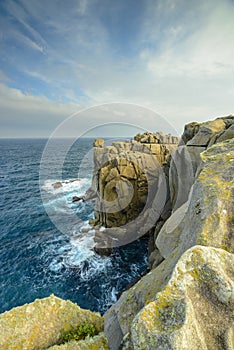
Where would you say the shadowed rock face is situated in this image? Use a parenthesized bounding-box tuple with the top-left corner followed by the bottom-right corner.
(104, 138, 234, 350)
(170, 115, 234, 211)
(0, 295, 107, 350)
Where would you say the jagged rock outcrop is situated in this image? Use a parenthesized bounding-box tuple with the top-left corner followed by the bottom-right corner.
(90, 132, 178, 250)
(0, 295, 106, 350)
(170, 115, 234, 211)
(91, 132, 178, 227)
(104, 138, 234, 350)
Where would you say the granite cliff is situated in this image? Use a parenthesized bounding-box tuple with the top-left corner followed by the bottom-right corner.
(0, 116, 233, 350)
(90, 132, 178, 255)
(0, 295, 108, 349)
(104, 116, 234, 349)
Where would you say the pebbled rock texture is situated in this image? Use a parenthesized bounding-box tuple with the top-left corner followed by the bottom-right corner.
(0, 295, 105, 350)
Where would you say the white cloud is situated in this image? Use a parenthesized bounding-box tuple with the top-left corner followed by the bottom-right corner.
(145, 0, 234, 78)
(0, 0, 234, 136)
(78, 0, 234, 131)
(0, 83, 80, 137)
(23, 70, 51, 83)
(14, 31, 44, 52)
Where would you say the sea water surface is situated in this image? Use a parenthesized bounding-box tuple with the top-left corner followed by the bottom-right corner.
(0, 138, 147, 314)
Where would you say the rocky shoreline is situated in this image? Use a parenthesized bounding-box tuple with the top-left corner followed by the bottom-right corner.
(0, 115, 233, 349)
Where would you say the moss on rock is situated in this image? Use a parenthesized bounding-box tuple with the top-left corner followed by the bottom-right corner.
(48, 333, 108, 350)
(0, 295, 104, 350)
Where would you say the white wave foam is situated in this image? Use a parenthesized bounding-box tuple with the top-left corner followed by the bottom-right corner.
(78, 255, 112, 281)
(42, 178, 91, 197)
(49, 260, 64, 272)
(41, 177, 93, 219)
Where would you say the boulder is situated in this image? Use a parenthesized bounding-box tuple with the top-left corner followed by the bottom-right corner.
(215, 124, 234, 144)
(93, 139, 104, 148)
(180, 122, 200, 145)
(53, 181, 63, 189)
(0, 295, 104, 350)
(72, 196, 83, 203)
(91, 132, 178, 234)
(131, 246, 234, 350)
(104, 251, 180, 350)
(187, 118, 226, 146)
(170, 116, 234, 211)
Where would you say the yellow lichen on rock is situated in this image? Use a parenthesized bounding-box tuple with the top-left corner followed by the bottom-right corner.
(47, 333, 108, 350)
(104, 138, 234, 350)
(0, 295, 104, 350)
(131, 246, 234, 350)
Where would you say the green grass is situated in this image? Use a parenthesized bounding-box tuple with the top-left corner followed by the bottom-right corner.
(61, 324, 97, 343)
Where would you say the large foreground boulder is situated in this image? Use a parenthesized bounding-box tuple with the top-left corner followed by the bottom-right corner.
(132, 246, 234, 350)
(0, 295, 106, 350)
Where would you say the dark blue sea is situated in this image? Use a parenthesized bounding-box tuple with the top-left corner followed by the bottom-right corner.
(0, 138, 147, 314)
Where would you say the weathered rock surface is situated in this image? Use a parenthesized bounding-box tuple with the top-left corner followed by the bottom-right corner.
(48, 333, 108, 350)
(170, 115, 234, 211)
(0, 295, 104, 350)
(91, 132, 179, 248)
(132, 246, 234, 350)
(186, 118, 227, 146)
(156, 200, 189, 259)
(104, 138, 234, 349)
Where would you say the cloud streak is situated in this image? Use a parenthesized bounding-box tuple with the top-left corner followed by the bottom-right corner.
(0, 0, 233, 136)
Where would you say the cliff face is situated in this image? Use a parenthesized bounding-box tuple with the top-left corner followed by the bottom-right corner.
(148, 115, 234, 266)
(91, 132, 178, 228)
(170, 115, 234, 211)
(0, 295, 108, 350)
(90, 133, 178, 252)
(104, 117, 234, 350)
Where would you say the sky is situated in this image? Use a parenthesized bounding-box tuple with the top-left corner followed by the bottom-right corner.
(0, 0, 234, 137)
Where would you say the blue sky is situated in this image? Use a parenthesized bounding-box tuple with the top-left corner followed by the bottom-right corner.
(0, 0, 234, 137)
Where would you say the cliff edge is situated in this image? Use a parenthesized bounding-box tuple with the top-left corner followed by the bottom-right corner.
(104, 116, 234, 350)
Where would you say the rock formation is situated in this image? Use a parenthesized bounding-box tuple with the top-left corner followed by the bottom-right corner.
(104, 120, 234, 350)
(131, 245, 234, 350)
(170, 115, 234, 211)
(90, 132, 178, 251)
(0, 295, 107, 350)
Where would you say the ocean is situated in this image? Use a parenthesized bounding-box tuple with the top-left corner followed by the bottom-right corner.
(0, 138, 147, 314)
